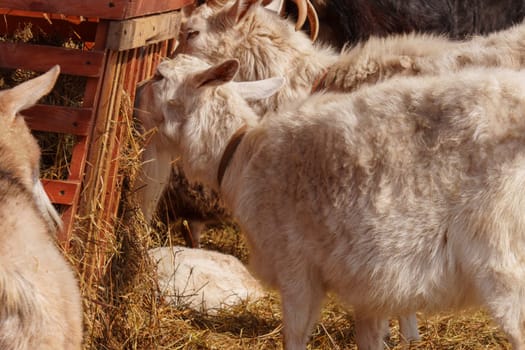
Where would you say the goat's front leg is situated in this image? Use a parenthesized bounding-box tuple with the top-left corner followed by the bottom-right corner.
(353, 312, 389, 350)
(279, 265, 325, 350)
(398, 313, 420, 343)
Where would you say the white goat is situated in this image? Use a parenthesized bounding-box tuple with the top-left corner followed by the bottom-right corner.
(180, 0, 525, 95)
(177, 0, 457, 108)
(0, 66, 83, 350)
(319, 19, 525, 92)
(160, 0, 525, 250)
(135, 53, 525, 349)
(177, 0, 339, 114)
(163, 0, 423, 339)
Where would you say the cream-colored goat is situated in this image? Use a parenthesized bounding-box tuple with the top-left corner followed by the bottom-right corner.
(136, 54, 525, 349)
(169, 0, 425, 340)
(0, 66, 83, 350)
(319, 19, 525, 92)
(179, 0, 525, 94)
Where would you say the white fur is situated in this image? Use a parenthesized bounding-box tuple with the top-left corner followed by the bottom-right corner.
(175, 0, 423, 340)
(136, 55, 525, 349)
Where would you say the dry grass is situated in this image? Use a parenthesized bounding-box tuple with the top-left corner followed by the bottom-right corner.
(73, 210, 513, 350)
(1, 21, 515, 350)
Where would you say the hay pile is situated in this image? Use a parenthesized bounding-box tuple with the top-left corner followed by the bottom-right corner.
(1, 21, 513, 350)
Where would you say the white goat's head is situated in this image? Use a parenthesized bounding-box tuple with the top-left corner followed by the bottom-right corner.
(177, 0, 318, 82)
(179, 0, 318, 49)
(134, 54, 283, 189)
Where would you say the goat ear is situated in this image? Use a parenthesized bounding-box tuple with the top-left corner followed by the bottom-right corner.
(262, 0, 285, 14)
(192, 59, 240, 88)
(227, 0, 261, 23)
(181, 1, 196, 18)
(232, 77, 284, 101)
(0, 65, 60, 123)
(208, 0, 232, 9)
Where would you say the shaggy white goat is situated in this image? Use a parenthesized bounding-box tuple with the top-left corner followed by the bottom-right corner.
(319, 19, 525, 92)
(135, 54, 525, 349)
(179, 0, 525, 94)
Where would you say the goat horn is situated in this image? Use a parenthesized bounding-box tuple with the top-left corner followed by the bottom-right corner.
(293, 0, 308, 31)
(279, 0, 287, 16)
(181, 1, 197, 18)
(207, 0, 230, 9)
(306, 0, 318, 41)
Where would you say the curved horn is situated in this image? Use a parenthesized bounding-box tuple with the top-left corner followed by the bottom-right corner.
(278, 0, 287, 16)
(207, 0, 231, 9)
(306, 0, 319, 41)
(181, 1, 197, 17)
(293, 0, 307, 31)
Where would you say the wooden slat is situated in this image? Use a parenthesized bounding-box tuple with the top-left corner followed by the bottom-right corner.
(24, 104, 92, 136)
(0, 9, 99, 23)
(0, 12, 99, 41)
(0, 42, 104, 77)
(122, 0, 193, 19)
(57, 22, 111, 246)
(41, 179, 81, 205)
(106, 11, 181, 51)
(0, 0, 191, 19)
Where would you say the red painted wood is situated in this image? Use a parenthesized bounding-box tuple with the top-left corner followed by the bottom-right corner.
(0, 12, 98, 41)
(0, 42, 104, 77)
(0, 0, 192, 19)
(41, 179, 80, 205)
(24, 104, 92, 136)
(0, 7, 181, 251)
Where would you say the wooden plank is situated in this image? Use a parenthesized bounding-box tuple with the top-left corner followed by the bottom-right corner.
(123, 0, 194, 19)
(78, 49, 122, 278)
(24, 104, 92, 136)
(0, 42, 104, 77)
(0, 9, 99, 23)
(0, 13, 99, 42)
(0, 0, 191, 19)
(106, 11, 181, 51)
(41, 179, 80, 205)
(58, 22, 110, 248)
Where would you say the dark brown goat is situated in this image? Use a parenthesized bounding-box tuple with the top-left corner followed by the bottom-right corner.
(296, 0, 525, 47)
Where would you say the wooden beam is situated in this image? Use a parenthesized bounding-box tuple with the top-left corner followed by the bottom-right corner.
(0, 42, 104, 77)
(0, 0, 192, 20)
(25, 104, 93, 136)
(0, 13, 99, 41)
(41, 179, 81, 205)
(106, 11, 181, 51)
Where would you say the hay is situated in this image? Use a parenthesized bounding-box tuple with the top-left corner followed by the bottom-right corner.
(0, 20, 514, 350)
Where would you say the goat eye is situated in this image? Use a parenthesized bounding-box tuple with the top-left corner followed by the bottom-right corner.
(152, 72, 163, 81)
(186, 30, 200, 40)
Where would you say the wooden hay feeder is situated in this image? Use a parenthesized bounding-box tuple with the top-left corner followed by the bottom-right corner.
(0, 0, 190, 261)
